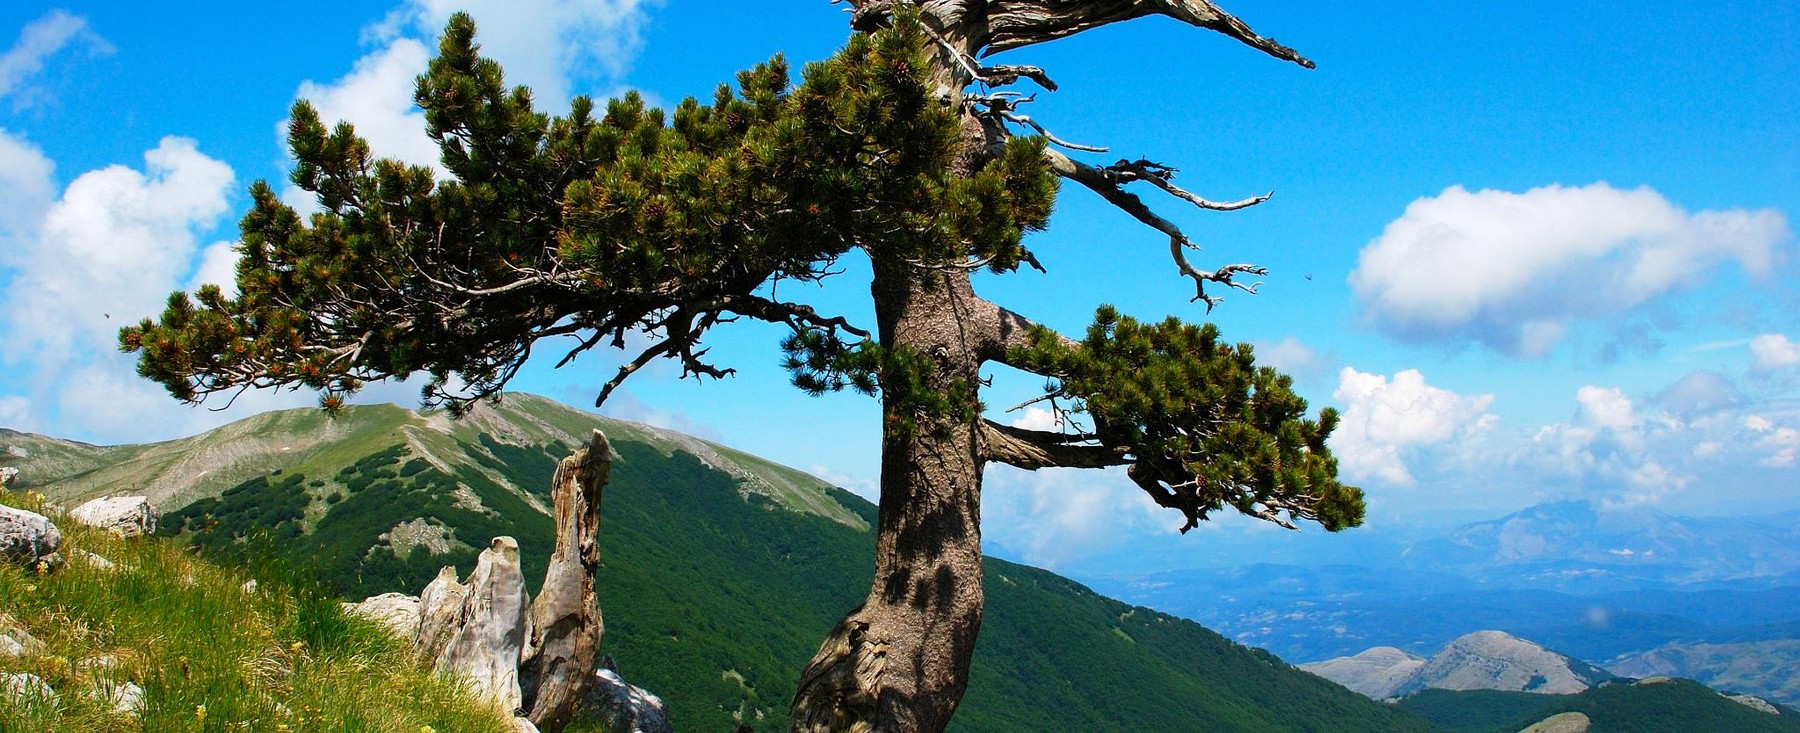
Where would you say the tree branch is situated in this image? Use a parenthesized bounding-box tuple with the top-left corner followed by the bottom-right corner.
(1045, 149, 1268, 310)
(980, 420, 1127, 470)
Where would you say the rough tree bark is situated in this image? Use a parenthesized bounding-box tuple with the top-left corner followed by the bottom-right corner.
(792, 2, 1311, 732)
(522, 430, 613, 730)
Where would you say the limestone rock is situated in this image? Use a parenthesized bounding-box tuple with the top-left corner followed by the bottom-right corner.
(2, 672, 55, 704)
(1728, 693, 1781, 715)
(417, 564, 471, 663)
(74, 549, 116, 570)
(0, 465, 18, 488)
(521, 430, 611, 730)
(241, 579, 258, 595)
(69, 495, 158, 537)
(588, 667, 674, 733)
(1298, 646, 1426, 699)
(1518, 711, 1590, 733)
(0, 623, 44, 658)
(0, 504, 60, 563)
(436, 536, 530, 713)
(97, 680, 145, 715)
(344, 592, 422, 640)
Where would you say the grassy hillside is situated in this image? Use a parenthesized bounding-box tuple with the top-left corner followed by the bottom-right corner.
(1399, 680, 1800, 733)
(0, 491, 517, 733)
(8, 396, 1432, 732)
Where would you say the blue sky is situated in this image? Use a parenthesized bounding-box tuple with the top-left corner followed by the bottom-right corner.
(2, 1, 1796, 575)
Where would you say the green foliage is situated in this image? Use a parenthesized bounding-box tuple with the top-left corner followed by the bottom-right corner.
(1009, 305, 1362, 531)
(0, 491, 515, 733)
(120, 12, 1054, 414)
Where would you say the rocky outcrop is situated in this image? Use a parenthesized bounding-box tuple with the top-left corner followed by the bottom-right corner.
(1298, 646, 1426, 699)
(521, 431, 611, 730)
(0, 504, 60, 564)
(435, 536, 530, 713)
(343, 592, 422, 639)
(68, 496, 158, 537)
(589, 665, 674, 733)
(1518, 711, 1589, 733)
(1727, 693, 1781, 715)
(401, 430, 653, 733)
(0, 466, 18, 488)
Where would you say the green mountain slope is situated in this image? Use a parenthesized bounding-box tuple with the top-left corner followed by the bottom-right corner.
(1399, 680, 1800, 733)
(6, 395, 1429, 732)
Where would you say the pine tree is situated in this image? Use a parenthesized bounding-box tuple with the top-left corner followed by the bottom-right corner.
(124, 3, 1362, 732)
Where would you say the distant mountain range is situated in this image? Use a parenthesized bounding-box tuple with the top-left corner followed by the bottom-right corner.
(1086, 498, 1800, 706)
(1403, 499, 1800, 590)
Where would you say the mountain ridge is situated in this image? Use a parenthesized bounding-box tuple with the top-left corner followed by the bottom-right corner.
(1, 394, 1430, 733)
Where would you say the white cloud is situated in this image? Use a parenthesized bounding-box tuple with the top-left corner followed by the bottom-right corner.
(982, 465, 1168, 570)
(1252, 336, 1333, 383)
(0, 129, 54, 259)
(0, 137, 326, 443)
(1750, 334, 1800, 372)
(0, 10, 112, 108)
(1575, 386, 1636, 430)
(0, 395, 37, 432)
(4, 137, 233, 359)
(1329, 367, 1496, 486)
(806, 464, 877, 502)
(187, 240, 241, 296)
(1351, 183, 1791, 356)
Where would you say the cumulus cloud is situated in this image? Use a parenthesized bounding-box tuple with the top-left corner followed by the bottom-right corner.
(3, 137, 233, 357)
(1575, 386, 1636, 430)
(0, 138, 323, 443)
(1750, 334, 1800, 373)
(0, 130, 54, 256)
(0, 10, 113, 108)
(1351, 183, 1791, 356)
(1252, 336, 1333, 384)
(982, 466, 1169, 570)
(1329, 367, 1496, 486)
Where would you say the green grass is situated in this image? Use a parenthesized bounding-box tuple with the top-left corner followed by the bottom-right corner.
(0, 490, 517, 733)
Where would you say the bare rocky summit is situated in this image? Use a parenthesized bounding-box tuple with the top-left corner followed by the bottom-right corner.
(1305, 630, 1613, 698)
(1297, 647, 1425, 699)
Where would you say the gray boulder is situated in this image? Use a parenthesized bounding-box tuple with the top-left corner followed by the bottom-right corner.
(0, 466, 18, 488)
(1, 672, 55, 704)
(69, 496, 158, 537)
(344, 592, 422, 640)
(417, 564, 471, 663)
(0, 504, 60, 563)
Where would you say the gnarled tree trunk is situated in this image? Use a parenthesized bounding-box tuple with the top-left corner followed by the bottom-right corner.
(792, 261, 992, 733)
